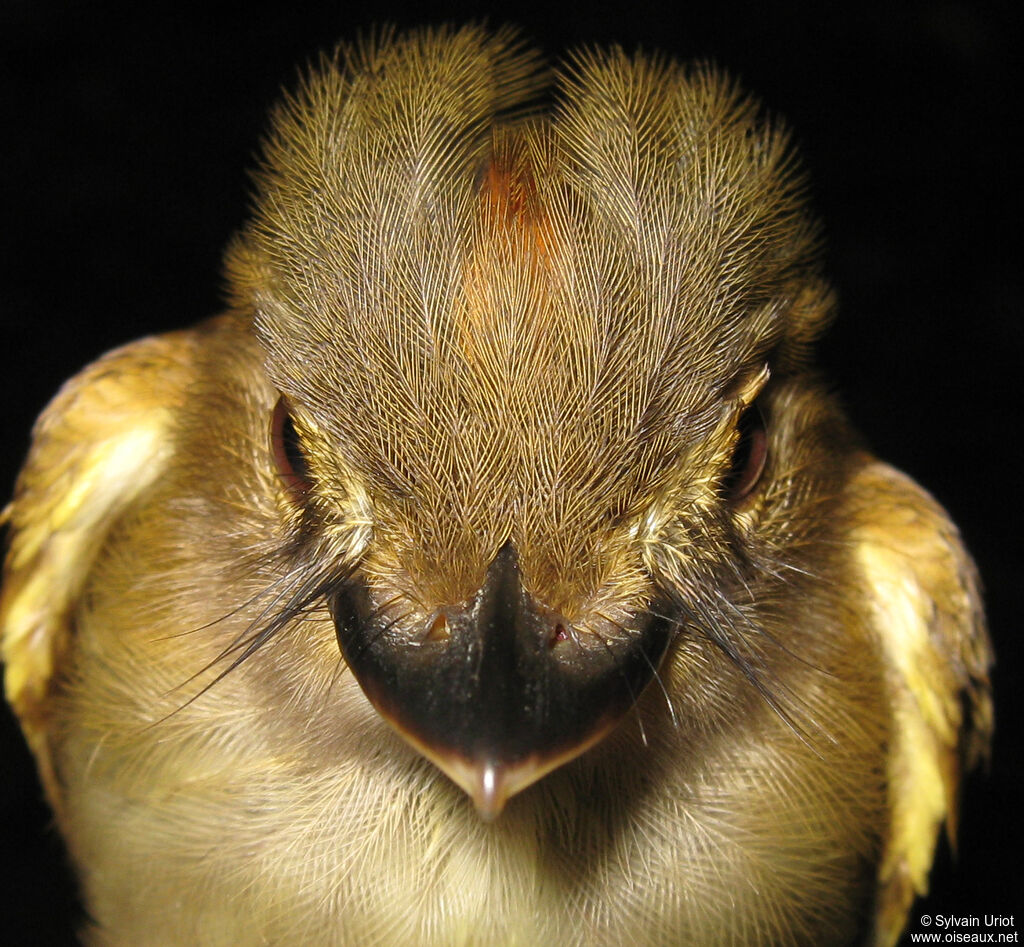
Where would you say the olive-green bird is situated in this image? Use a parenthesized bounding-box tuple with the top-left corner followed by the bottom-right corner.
(1, 24, 992, 947)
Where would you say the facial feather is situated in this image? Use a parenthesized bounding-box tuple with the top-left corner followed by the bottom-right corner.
(236, 26, 832, 636)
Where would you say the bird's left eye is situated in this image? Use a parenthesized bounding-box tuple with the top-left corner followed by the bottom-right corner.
(271, 396, 313, 502)
(723, 405, 767, 504)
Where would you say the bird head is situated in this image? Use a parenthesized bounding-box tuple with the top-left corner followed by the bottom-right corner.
(223, 25, 840, 817)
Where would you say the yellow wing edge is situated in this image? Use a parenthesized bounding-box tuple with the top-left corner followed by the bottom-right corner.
(1, 328, 201, 802)
(848, 460, 993, 946)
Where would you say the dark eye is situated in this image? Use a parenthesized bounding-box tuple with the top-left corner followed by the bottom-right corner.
(723, 404, 767, 504)
(271, 396, 312, 502)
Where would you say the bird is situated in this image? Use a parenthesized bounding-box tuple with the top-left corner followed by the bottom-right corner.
(1, 23, 992, 947)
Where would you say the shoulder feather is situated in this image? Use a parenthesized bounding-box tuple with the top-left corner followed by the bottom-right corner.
(848, 460, 992, 946)
(1, 329, 198, 793)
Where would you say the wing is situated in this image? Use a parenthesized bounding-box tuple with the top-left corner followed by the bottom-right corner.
(1, 327, 199, 811)
(848, 461, 993, 947)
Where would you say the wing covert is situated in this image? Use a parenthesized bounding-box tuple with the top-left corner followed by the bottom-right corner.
(1, 329, 198, 798)
(849, 461, 993, 946)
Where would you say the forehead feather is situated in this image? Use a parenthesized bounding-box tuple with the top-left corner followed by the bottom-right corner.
(237, 26, 823, 517)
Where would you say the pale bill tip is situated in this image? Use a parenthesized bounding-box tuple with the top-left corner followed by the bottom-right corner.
(472, 762, 508, 821)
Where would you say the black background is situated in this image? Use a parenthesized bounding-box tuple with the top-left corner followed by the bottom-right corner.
(2, 1, 1019, 943)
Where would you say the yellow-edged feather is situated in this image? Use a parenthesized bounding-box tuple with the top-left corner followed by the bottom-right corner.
(849, 462, 992, 946)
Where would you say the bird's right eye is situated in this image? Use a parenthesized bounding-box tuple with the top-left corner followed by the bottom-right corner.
(723, 404, 767, 504)
(271, 396, 313, 503)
